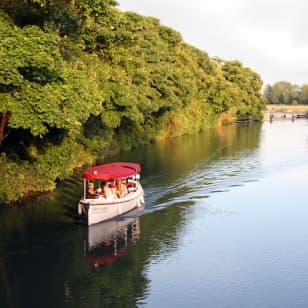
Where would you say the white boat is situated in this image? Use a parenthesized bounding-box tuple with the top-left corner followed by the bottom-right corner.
(78, 162, 144, 225)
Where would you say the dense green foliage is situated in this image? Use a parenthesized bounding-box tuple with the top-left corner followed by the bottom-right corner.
(263, 81, 308, 105)
(0, 0, 265, 202)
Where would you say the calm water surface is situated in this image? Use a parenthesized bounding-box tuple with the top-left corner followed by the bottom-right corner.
(1, 120, 308, 307)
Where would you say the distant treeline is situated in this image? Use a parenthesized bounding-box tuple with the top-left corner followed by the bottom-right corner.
(0, 0, 265, 202)
(263, 81, 308, 105)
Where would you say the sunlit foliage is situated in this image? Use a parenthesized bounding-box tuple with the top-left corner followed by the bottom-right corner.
(0, 0, 265, 202)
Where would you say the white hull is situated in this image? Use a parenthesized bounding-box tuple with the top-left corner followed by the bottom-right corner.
(78, 184, 144, 225)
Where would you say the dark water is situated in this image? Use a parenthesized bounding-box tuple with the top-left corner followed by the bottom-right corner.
(1, 120, 308, 308)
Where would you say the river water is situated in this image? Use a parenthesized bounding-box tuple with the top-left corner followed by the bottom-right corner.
(1, 120, 308, 308)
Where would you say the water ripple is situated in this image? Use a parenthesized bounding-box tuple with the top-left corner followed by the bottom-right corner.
(143, 149, 261, 214)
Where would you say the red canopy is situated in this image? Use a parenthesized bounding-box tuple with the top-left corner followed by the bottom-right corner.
(82, 162, 141, 180)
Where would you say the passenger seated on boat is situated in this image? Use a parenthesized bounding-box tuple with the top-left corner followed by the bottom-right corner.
(116, 179, 128, 198)
(87, 182, 97, 199)
(100, 181, 114, 200)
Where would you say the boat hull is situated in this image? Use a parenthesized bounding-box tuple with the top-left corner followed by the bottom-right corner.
(78, 185, 144, 225)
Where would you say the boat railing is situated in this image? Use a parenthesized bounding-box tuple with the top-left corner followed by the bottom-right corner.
(83, 179, 140, 201)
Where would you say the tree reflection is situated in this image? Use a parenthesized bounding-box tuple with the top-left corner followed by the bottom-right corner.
(0, 124, 263, 307)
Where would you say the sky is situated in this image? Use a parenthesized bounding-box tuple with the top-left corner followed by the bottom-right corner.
(118, 0, 308, 86)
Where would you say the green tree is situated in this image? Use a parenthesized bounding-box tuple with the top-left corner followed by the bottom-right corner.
(271, 81, 294, 104)
(221, 60, 265, 119)
(300, 84, 308, 104)
(0, 10, 106, 146)
(0, 1, 266, 202)
(263, 84, 273, 104)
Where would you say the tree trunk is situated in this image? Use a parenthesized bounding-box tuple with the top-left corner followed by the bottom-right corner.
(0, 111, 12, 147)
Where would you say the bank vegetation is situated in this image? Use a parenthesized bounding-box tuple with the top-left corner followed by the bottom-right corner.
(0, 0, 265, 202)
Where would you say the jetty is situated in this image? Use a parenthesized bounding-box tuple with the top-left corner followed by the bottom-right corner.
(264, 105, 308, 121)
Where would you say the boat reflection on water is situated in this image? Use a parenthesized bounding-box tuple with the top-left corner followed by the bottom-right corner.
(84, 217, 140, 269)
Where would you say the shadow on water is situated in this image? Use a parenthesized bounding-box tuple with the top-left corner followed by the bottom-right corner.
(116, 123, 263, 214)
(0, 123, 264, 307)
(1, 123, 263, 226)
